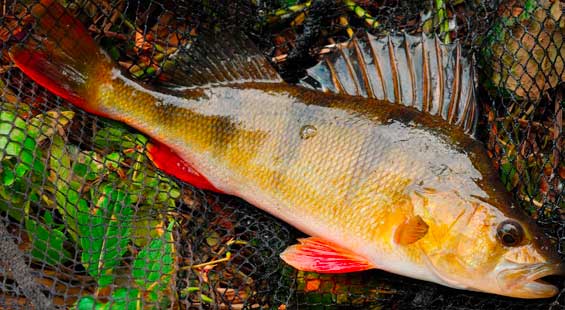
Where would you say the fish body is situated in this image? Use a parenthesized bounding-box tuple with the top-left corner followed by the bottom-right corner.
(9, 0, 563, 298)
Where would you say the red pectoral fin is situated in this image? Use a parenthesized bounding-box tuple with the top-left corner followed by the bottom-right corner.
(280, 237, 374, 273)
(146, 141, 223, 193)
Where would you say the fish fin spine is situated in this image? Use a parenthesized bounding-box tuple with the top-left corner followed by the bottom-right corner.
(301, 32, 478, 134)
(280, 237, 374, 273)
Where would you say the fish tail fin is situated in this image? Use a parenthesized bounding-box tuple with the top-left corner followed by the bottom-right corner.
(8, 0, 109, 110)
(301, 33, 478, 135)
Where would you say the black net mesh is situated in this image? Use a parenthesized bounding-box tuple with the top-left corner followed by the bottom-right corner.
(0, 0, 563, 309)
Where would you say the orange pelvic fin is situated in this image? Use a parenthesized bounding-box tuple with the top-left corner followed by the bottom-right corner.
(8, 0, 109, 113)
(280, 237, 373, 273)
(394, 215, 429, 245)
(146, 141, 223, 193)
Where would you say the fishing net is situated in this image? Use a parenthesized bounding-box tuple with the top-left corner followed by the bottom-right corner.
(0, 0, 563, 309)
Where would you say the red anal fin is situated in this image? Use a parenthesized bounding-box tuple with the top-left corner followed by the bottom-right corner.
(280, 237, 374, 273)
(146, 141, 223, 193)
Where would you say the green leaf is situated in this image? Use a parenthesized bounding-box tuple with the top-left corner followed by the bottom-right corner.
(29, 192, 41, 203)
(1, 168, 15, 186)
(137, 175, 180, 210)
(132, 222, 175, 290)
(201, 294, 213, 303)
(93, 122, 147, 150)
(79, 185, 133, 287)
(50, 135, 87, 241)
(0, 176, 33, 222)
(76, 151, 103, 181)
(50, 135, 71, 182)
(0, 111, 27, 134)
(104, 152, 123, 170)
(72, 163, 88, 178)
(500, 161, 518, 191)
(0, 111, 32, 160)
(108, 288, 141, 310)
(130, 216, 163, 248)
(523, 0, 536, 14)
(75, 296, 101, 310)
(14, 136, 43, 178)
(25, 219, 71, 266)
(28, 110, 74, 143)
(0, 84, 30, 115)
(108, 46, 121, 61)
(44, 211, 55, 226)
(75, 288, 141, 310)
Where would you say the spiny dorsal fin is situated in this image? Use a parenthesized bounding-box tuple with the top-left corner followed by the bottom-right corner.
(163, 31, 282, 86)
(300, 32, 478, 134)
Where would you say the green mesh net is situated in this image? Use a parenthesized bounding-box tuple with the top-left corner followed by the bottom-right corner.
(0, 0, 563, 309)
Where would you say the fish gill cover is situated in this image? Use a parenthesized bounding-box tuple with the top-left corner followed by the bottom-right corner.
(0, 0, 563, 309)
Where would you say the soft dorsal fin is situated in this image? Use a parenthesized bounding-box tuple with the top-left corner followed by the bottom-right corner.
(300, 32, 478, 134)
(163, 31, 282, 86)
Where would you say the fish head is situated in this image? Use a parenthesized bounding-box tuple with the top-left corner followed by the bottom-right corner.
(492, 241, 563, 298)
(416, 190, 563, 298)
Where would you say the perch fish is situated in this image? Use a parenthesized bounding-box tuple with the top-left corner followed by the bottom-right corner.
(9, 0, 564, 298)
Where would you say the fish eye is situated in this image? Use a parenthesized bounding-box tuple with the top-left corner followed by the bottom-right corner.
(496, 220, 524, 247)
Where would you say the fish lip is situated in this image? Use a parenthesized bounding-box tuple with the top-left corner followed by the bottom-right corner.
(526, 263, 561, 280)
(498, 263, 562, 298)
(521, 278, 559, 299)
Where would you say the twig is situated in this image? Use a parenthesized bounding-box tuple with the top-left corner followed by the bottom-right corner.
(343, 0, 380, 29)
(188, 252, 232, 269)
(40, 269, 94, 283)
(271, 42, 345, 63)
(553, 90, 562, 169)
(88, 25, 129, 41)
(109, 0, 126, 26)
(0, 294, 33, 307)
(519, 193, 543, 208)
(216, 288, 248, 304)
(494, 116, 556, 135)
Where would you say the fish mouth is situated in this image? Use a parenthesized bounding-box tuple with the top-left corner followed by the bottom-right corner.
(498, 263, 563, 298)
(521, 278, 558, 298)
